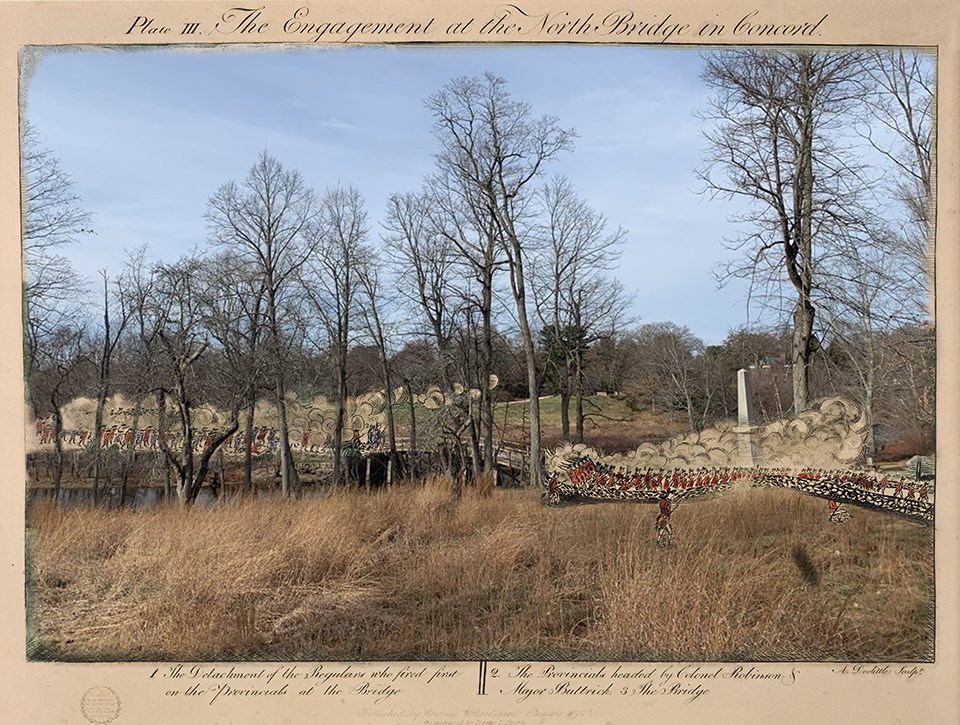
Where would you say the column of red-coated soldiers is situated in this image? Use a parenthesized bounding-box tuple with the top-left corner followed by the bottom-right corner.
(34, 419, 387, 457)
(549, 458, 934, 542)
(557, 459, 930, 503)
(34, 421, 282, 455)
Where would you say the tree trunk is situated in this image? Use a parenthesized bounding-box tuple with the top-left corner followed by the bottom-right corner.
(275, 377, 299, 497)
(574, 351, 585, 444)
(51, 392, 64, 505)
(503, 228, 543, 489)
(559, 382, 571, 441)
(515, 298, 543, 488)
(175, 385, 194, 505)
(863, 332, 878, 463)
(406, 381, 417, 478)
(176, 470, 190, 505)
(481, 273, 496, 474)
(468, 411, 482, 485)
(864, 382, 876, 464)
(449, 439, 464, 502)
(92, 274, 112, 506)
(332, 370, 347, 488)
(526, 383, 542, 489)
(155, 391, 172, 502)
(187, 419, 239, 504)
(243, 399, 255, 495)
(381, 373, 400, 487)
(792, 55, 816, 414)
(119, 398, 143, 508)
(91, 386, 107, 505)
(217, 450, 225, 502)
(163, 461, 172, 502)
(791, 297, 815, 413)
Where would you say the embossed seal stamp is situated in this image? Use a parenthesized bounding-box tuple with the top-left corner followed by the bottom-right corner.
(80, 686, 121, 724)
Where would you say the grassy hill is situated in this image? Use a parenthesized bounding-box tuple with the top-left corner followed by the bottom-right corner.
(390, 393, 690, 453)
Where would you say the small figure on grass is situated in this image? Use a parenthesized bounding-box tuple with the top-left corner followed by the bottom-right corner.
(656, 490, 674, 548)
(827, 499, 851, 524)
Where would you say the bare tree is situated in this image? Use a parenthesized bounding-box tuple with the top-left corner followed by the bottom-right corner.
(806, 51, 935, 461)
(30, 322, 89, 502)
(382, 197, 493, 491)
(206, 152, 318, 496)
(21, 123, 91, 420)
(822, 263, 894, 460)
(858, 51, 934, 453)
(383, 190, 458, 380)
(120, 247, 171, 498)
(879, 324, 935, 449)
(301, 185, 369, 487)
(138, 255, 240, 505)
(423, 170, 509, 478)
(698, 49, 871, 414)
(858, 50, 934, 310)
(635, 322, 713, 432)
(383, 191, 460, 482)
(390, 340, 437, 474)
(425, 72, 576, 489)
(89, 270, 133, 504)
(533, 175, 628, 442)
(199, 252, 269, 494)
(21, 123, 93, 255)
(356, 249, 401, 483)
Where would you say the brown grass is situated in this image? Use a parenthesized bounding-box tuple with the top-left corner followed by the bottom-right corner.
(26, 482, 933, 662)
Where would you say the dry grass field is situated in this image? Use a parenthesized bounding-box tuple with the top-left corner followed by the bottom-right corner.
(26, 479, 933, 662)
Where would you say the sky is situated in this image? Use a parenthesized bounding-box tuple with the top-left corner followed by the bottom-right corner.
(22, 43, 757, 345)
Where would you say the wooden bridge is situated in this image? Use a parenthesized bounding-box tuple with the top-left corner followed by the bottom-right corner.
(311, 437, 532, 488)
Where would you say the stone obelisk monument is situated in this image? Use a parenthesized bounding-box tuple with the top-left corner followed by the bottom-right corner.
(734, 368, 761, 467)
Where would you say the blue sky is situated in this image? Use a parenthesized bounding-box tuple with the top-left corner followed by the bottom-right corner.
(22, 43, 754, 345)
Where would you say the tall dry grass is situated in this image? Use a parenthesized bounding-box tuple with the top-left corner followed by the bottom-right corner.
(26, 481, 933, 662)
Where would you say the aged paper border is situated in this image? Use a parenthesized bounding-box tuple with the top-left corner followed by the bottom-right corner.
(1, 1, 957, 723)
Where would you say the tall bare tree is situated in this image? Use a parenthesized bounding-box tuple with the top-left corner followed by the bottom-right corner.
(425, 72, 576, 489)
(89, 269, 133, 504)
(21, 123, 91, 420)
(534, 175, 628, 442)
(384, 191, 458, 379)
(199, 252, 269, 494)
(206, 152, 318, 496)
(422, 168, 512, 477)
(138, 255, 240, 504)
(21, 123, 93, 255)
(698, 50, 871, 414)
(383, 191, 459, 481)
(859, 50, 934, 312)
(30, 322, 88, 503)
(808, 51, 934, 460)
(859, 51, 935, 451)
(301, 185, 369, 487)
(818, 231, 912, 461)
(356, 249, 401, 482)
